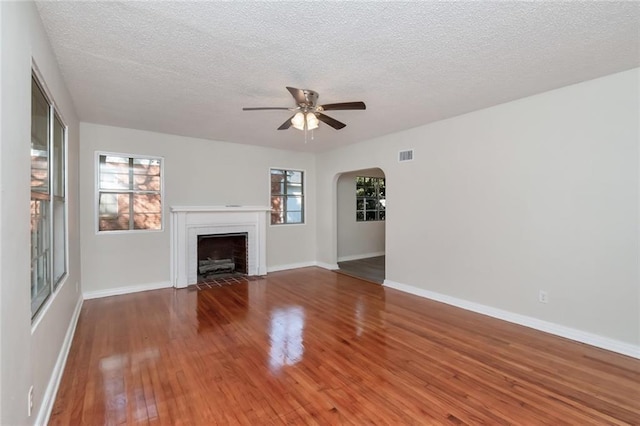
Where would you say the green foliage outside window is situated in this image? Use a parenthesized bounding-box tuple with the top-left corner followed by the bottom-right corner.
(356, 176, 385, 221)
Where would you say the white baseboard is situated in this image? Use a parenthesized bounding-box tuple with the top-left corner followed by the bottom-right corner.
(267, 261, 318, 273)
(83, 281, 172, 300)
(338, 251, 385, 262)
(383, 279, 640, 360)
(315, 261, 339, 271)
(36, 295, 83, 426)
(267, 261, 340, 272)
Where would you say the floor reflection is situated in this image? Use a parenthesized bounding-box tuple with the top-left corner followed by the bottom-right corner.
(268, 306, 305, 373)
(99, 348, 160, 423)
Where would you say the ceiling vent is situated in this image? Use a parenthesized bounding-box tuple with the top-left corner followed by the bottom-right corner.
(398, 149, 414, 162)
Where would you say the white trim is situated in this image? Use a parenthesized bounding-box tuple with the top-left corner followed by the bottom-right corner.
(267, 261, 317, 273)
(316, 261, 340, 271)
(383, 279, 640, 360)
(338, 251, 385, 262)
(36, 295, 83, 426)
(83, 281, 172, 300)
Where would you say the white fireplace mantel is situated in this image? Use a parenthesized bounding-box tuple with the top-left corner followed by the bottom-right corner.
(170, 206, 270, 288)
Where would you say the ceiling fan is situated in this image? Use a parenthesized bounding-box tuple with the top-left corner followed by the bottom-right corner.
(242, 87, 366, 132)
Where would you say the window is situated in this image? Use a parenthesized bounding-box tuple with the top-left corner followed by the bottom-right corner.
(270, 169, 304, 225)
(356, 176, 385, 221)
(31, 75, 67, 317)
(97, 154, 163, 231)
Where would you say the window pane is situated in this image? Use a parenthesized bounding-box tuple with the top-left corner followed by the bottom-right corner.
(363, 185, 376, 197)
(366, 199, 377, 210)
(31, 198, 51, 314)
(133, 158, 161, 191)
(133, 194, 161, 230)
(31, 80, 49, 150)
(287, 170, 302, 184)
(271, 210, 284, 224)
(286, 211, 302, 223)
(271, 172, 285, 195)
(134, 213, 162, 230)
(379, 210, 386, 220)
(31, 79, 50, 193)
(366, 211, 377, 221)
(271, 195, 284, 214)
(286, 196, 302, 211)
(53, 115, 65, 197)
(98, 193, 130, 231)
(356, 211, 364, 221)
(31, 150, 49, 193)
(286, 182, 302, 195)
(99, 213, 130, 231)
(99, 155, 131, 190)
(53, 198, 66, 286)
(134, 175, 160, 191)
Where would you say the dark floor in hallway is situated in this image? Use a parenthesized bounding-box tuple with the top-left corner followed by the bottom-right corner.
(338, 255, 385, 283)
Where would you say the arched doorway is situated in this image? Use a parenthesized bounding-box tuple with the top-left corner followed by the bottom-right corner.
(336, 168, 386, 283)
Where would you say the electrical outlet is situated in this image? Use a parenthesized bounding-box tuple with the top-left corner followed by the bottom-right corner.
(28, 385, 33, 417)
(538, 290, 549, 304)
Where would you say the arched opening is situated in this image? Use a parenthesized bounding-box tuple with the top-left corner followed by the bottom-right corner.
(335, 168, 386, 283)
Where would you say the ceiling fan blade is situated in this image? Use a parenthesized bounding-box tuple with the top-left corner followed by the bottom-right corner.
(317, 113, 346, 130)
(320, 101, 366, 111)
(286, 87, 307, 106)
(277, 115, 295, 130)
(243, 107, 290, 111)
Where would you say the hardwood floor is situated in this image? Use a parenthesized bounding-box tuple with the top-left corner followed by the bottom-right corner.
(337, 255, 385, 283)
(50, 267, 639, 425)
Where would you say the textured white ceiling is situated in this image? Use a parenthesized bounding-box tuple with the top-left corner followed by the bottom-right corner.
(36, 1, 640, 153)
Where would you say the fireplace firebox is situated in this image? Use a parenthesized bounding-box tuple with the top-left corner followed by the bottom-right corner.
(197, 233, 248, 279)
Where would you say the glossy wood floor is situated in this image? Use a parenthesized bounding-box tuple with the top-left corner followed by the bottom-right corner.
(50, 267, 640, 425)
(337, 255, 385, 284)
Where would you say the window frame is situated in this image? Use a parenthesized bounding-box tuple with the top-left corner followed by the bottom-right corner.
(269, 167, 305, 226)
(356, 176, 386, 222)
(31, 72, 69, 320)
(95, 151, 165, 234)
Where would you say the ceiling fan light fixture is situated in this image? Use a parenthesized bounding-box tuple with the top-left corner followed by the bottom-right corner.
(306, 113, 319, 130)
(291, 112, 305, 130)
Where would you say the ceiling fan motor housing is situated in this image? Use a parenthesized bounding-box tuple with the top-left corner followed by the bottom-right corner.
(301, 89, 319, 108)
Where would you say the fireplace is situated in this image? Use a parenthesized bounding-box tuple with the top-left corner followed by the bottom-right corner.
(170, 206, 269, 288)
(197, 233, 248, 279)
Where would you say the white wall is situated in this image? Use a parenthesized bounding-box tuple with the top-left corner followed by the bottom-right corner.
(317, 69, 640, 348)
(79, 123, 317, 294)
(0, 2, 81, 424)
(337, 168, 385, 261)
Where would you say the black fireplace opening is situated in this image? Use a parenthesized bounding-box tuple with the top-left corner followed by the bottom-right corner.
(197, 232, 248, 280)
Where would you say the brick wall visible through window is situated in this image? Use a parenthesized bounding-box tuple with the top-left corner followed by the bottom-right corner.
(31, 75, 67, 318)
(97, 154, 163, 231)
(270, 168, 304, 225)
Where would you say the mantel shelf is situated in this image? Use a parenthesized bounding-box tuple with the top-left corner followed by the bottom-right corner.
(171, 206, 271, 213)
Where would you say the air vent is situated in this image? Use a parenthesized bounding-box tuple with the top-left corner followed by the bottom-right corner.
(398, 149, 414, 162)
